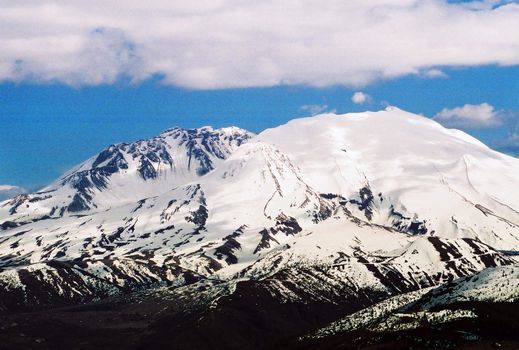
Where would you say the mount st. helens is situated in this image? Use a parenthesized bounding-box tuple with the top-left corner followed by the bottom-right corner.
(0, 107, 518, 349)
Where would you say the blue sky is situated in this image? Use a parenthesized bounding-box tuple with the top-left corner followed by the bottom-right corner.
(2, 64, 518, 190)
(1, 1, 519, 190)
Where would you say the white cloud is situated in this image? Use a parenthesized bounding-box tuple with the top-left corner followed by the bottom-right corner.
(422, 68, 448, 78)
(300, 104, 335, 115)
(351, 91, 371, 104)
(433, 103, 504, 129)
(0, 185, 25, 201)
(1, 1, 519, 88)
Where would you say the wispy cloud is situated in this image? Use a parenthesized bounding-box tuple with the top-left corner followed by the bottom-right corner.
(421, 68, 448, 79)
(495, 132, 519, 155)
(456, 0, 518, 11)
(1, 1, 519, 88)
(0, 185, 25, 201)
(494, 120, 519, 156)
(433, 103, 504, 129)
(351, 92, 371, 104)
(300, 104, 335, 116)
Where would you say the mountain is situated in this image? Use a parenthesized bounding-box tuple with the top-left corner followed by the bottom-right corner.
(0, 107, 518, 349)
(0, 126, 253, 227)
(258, 107, 519, 249)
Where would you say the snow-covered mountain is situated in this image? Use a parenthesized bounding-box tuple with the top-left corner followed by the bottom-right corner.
(0, 126, 254, 226)
(258, 107, 519, 250)
(0, 107, 518, 317)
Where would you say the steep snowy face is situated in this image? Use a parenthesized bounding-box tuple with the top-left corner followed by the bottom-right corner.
(203, 142, 330, 228)
(257, 107, 519, 249)
(0, 126, 254, 224)
(0, 142, 330, 278)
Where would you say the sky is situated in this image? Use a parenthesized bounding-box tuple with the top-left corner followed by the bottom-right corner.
(1, 0, 519, 193)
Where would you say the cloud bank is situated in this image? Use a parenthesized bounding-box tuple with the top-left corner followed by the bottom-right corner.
(433, 103, 503, 129)
(1, 1, 519, 88)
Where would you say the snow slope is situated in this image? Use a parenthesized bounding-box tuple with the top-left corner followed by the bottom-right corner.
(416, 264, 519, 307)
(305, 264, 519, 344)
(0, 107, 518, 309)
(0, 126, 254, 224)
(258, 107, 519, 249)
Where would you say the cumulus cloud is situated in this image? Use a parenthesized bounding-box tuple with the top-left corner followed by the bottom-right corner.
(433, 103, 504, 129)
(1, 1, 519, 88)
(300, 104, 335, 116)
(351, 92, 371, 104)
(0, 185, 25, 201)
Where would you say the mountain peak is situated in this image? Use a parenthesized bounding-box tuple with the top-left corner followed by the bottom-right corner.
(0, 124, 255, 223)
